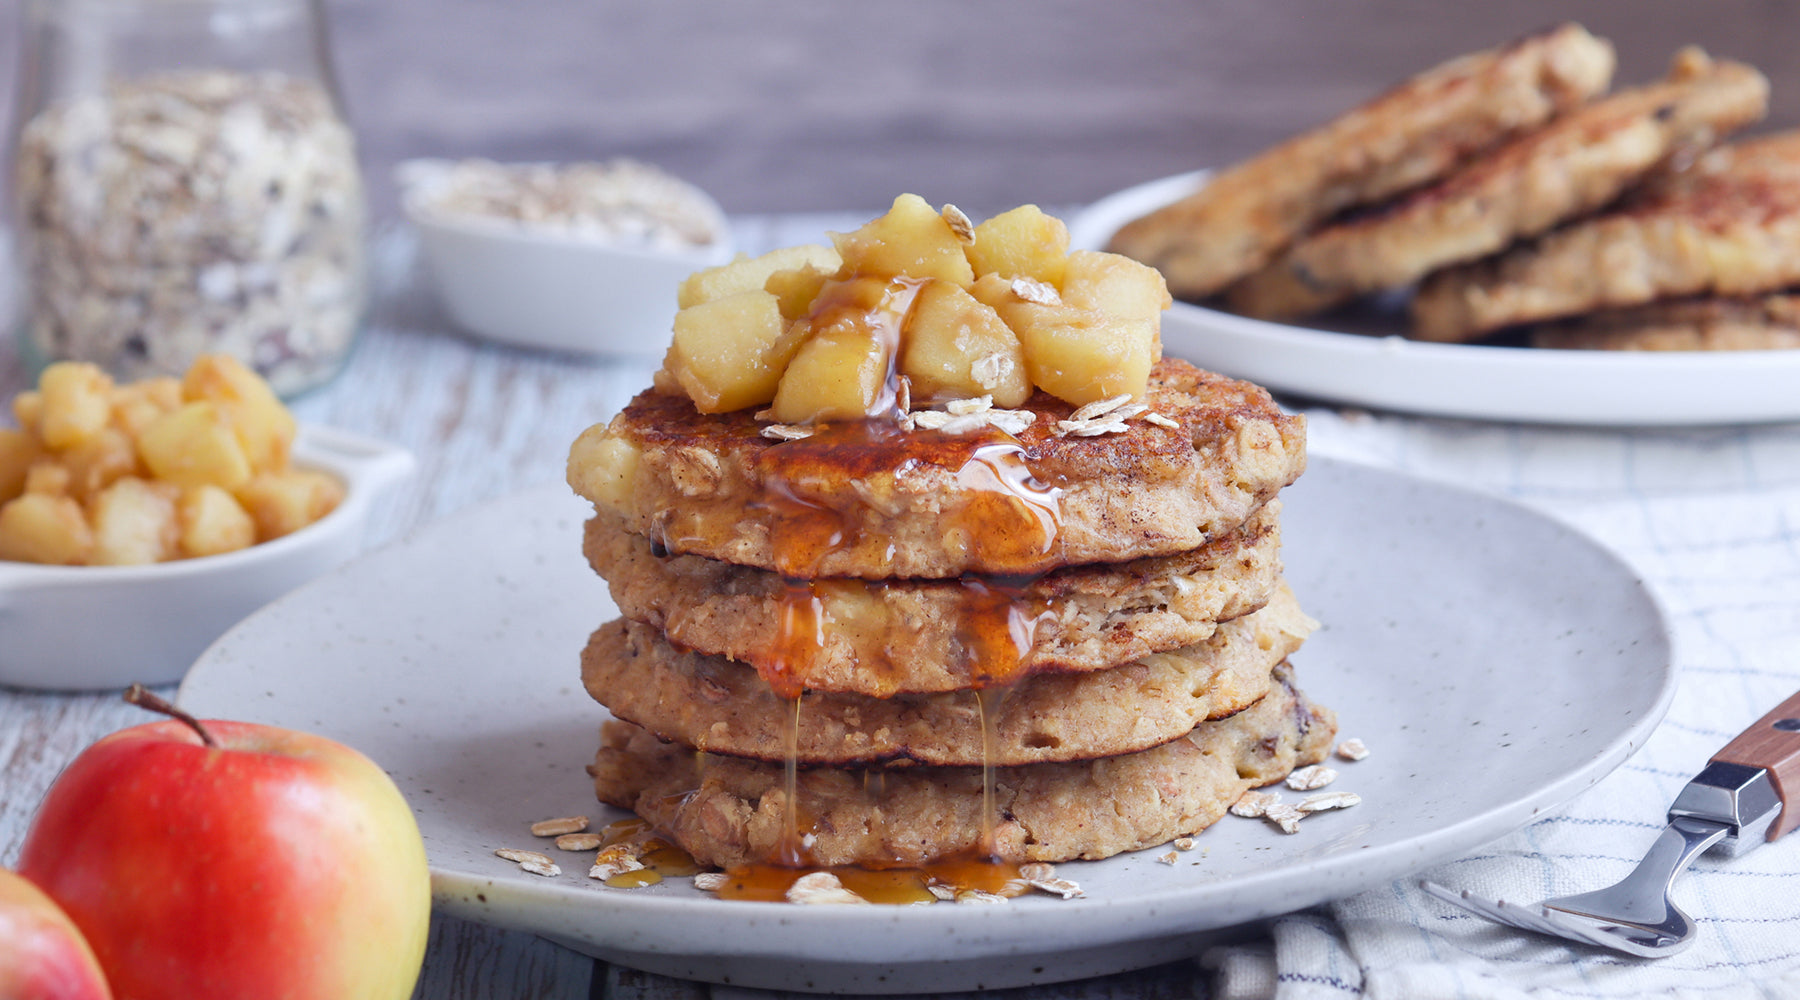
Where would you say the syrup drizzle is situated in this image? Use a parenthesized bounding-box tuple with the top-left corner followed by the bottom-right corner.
(597, 817, 704, 888)
(714, 858, 1019, 905)
(754, 427, 1063, 696)
(778, 692, 807, 867)
(709, 272, 1062, 901)
(955, 440, 1063, 565)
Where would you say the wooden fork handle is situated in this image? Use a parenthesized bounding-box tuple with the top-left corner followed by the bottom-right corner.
(1711, 688, 1800, 840)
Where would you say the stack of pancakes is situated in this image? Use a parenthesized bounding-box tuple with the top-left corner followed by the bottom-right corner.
(1109, 23, 1800, 351)
(567, 356, 1334, 873)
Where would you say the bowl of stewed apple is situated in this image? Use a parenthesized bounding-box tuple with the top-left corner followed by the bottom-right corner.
(0, 355, 413, 690)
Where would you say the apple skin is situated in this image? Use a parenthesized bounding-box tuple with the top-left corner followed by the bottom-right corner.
(0, 867, 113, 1000)
(17, 718, 430, 1000)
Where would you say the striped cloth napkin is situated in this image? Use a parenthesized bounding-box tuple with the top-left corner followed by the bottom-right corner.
(1205, 409, 1800, 1000)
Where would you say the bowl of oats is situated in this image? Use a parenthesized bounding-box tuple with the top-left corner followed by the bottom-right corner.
(399, 158, 734, 356)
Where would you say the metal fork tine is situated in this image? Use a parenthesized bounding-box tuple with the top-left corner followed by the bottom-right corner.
(1423, 881, 1614, 947)
(1543, 908, 1687, 958)
(1420, 881, 1549, 937)
(1459, 894, 1538, 934)
(1544, 914, 1632, 951)
(1421, 881, 1495, 921)
(1493, 899, 1573, 939)
(1423, 881, 1684, 958)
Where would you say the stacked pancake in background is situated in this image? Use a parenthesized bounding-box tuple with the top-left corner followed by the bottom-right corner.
(1109, 22, 1800, 352)
(565, 196, 1335, 890)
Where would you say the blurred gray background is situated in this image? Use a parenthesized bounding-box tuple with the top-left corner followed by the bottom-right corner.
(6, 0, 1799, 218)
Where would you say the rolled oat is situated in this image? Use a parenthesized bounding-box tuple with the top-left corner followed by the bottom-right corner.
(400, 157, 723, 251)
(1285, 765, 1339, 791)
(530, 816, 590, 837)
(14, 70, 366, 395)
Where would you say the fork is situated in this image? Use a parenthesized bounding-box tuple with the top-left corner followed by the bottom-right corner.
(1422, 688, 1800, 957)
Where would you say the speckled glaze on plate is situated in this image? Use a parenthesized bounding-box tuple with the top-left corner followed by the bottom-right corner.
(1069, 170, 1800, 426)
(177, 457, 1674, 994)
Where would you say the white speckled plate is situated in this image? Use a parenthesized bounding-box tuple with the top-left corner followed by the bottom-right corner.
(1069, 170, 1800, 426)
(178, 457, 1673, 994)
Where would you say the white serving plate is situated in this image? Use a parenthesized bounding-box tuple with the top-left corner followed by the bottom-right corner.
(0, 425, 413, 691)
(1069, 171, 1800, 426)
(178, 457, 1673, 994)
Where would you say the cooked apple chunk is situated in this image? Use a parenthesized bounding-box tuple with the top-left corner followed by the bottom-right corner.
(665, 289, 802, 413)
(88, 477, 179, 566)
(996, 298, 1157, 405)
(900, 281, 1030, 406)
(566, 425, 643, 514)
(770, 324, 892, 424)
(832, 194, 975, 288)
(234, 468, 344, 542)
(0, 493, 94, 565)
(767, 277, 912, 424)
(37, 363, 112, 451)
(137, 402, 253, 492)
(182, 355, 297, 475)
(764, 263, 835, 321)
(965, 204, 1071, 287)
(1061, 250, 1171, 332)
(177, 484, 257, 558)
(677, 244, 841, 309)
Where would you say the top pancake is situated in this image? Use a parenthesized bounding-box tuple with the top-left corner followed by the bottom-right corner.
(567, 357, 1306, 579)
(1105, 23, 1614, 299)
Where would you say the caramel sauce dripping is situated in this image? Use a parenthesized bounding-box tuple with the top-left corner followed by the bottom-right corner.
(954, 440, 1063, 569)
(716, 854, 1021, 905)
(606, 869, 663, 889)
(678, 272, 1068, 902)
(754, 425, 1061, 696)
(955, 574, 1056, 689)
(595, 817, 704, 887)
(777, 692, 808, 867)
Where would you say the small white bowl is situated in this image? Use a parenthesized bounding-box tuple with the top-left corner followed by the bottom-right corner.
(401, 163, 734, 356)
(0, 425, 414, 691)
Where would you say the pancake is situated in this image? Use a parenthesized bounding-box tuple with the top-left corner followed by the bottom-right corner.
(580, 583, 1314, 767)
(567, 357, 1306, 580)
(1530, 291, 1800, 350)
(1228, 48, 1769, 321)
(1104, 23, 1614, 299)
(1413, 129, 1800, 342)
(588, 663, 1336, 868)
(583, 501, 1283, 696)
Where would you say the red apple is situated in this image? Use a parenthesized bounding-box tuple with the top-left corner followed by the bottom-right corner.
(17, 687, 430, 1000)
(0, 868, 112, 1000)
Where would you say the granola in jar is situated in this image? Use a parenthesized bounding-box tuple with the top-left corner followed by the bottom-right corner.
(13, 69, 366, 396)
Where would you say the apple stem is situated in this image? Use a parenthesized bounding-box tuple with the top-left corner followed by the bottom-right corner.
(124, 683, 218, 748)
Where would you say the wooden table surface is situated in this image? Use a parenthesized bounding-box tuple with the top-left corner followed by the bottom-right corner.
(0, 213, 1217, 999)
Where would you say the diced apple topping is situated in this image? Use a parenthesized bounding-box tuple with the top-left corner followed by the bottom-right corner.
(677, 244, 842, 309)
(665, 289, 799, 414)
(965, 205, 1071, 287)
(831, 194, 975, 289)
(769, 278, 908, 424)
(899, 281, 1030, 407)
(653, 195, 1169, 424)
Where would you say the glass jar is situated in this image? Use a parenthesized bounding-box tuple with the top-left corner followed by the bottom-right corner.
(6, 0, 367, 397)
